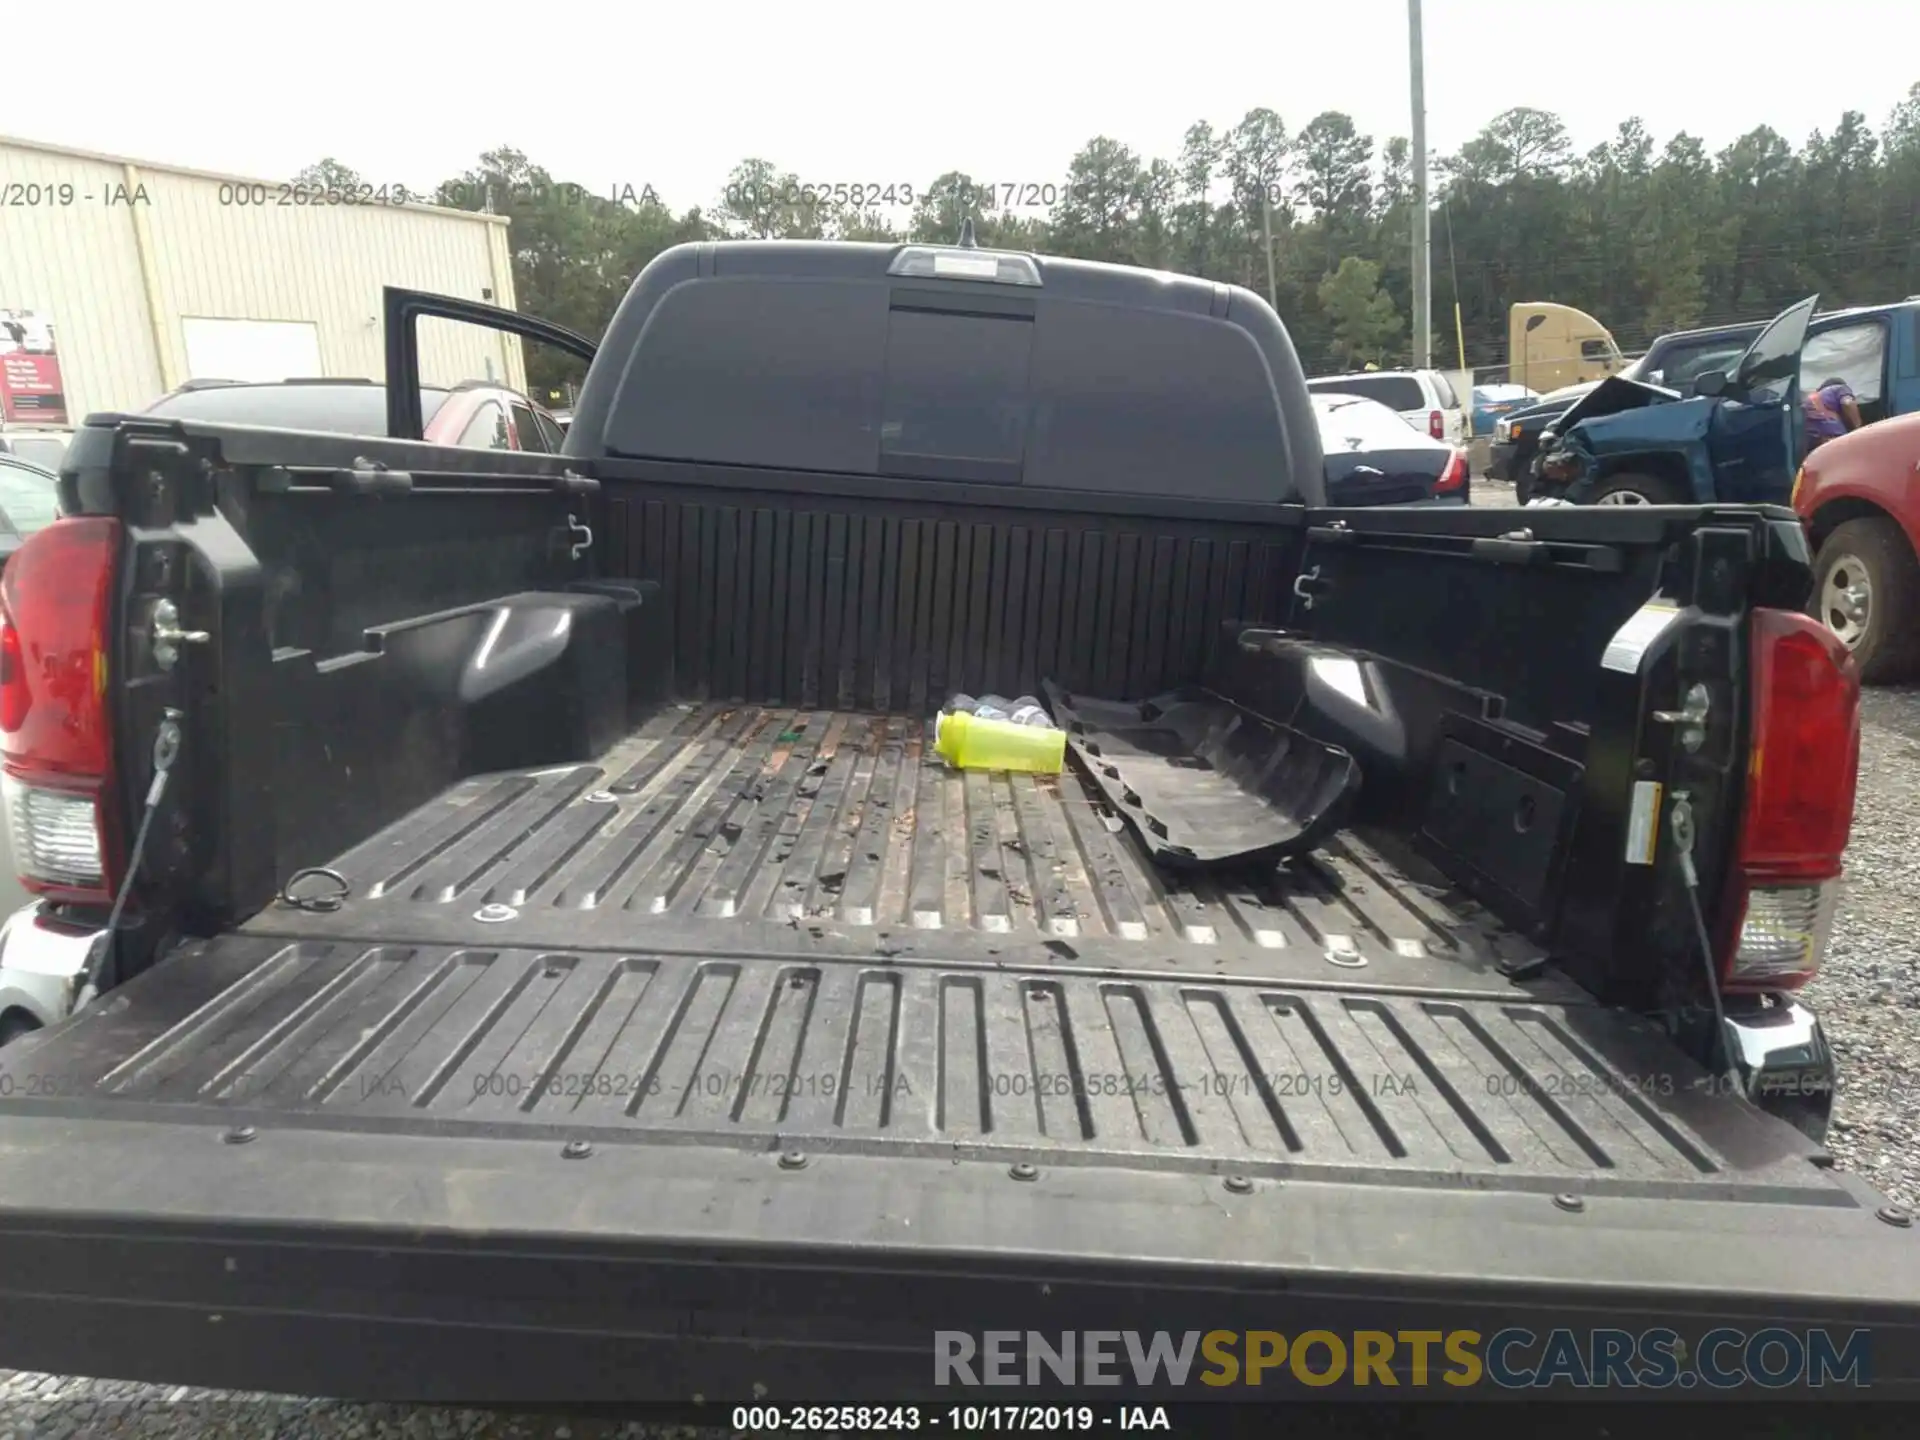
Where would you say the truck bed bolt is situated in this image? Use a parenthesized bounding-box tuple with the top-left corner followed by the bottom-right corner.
(1877, 1205, 1913, 1228)
(1009, 1162, 1038, 1182)
(779, 1150, 809, 1170)
(561, 1140, 593, 1160)
(1223, 1174, 1253, 1194)
(222, 1126, 255, 1145)
(1553, 1192, 1584, 1213)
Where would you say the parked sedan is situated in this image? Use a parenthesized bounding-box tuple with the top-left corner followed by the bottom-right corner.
(143, 378, 569, 452)
(0, 453, 61, 570)
(1313, 393, 1469, 506)
(1306, 369, 1469, 446)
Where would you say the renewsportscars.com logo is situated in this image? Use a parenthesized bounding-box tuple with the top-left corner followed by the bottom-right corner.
(934, 1328, 1873, 1391)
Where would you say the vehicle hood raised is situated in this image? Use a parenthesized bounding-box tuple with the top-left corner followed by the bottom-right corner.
(1559, 395, 1712, 462)
(1551, 374, 1686, 437)
(1504, 383, 1600, 429)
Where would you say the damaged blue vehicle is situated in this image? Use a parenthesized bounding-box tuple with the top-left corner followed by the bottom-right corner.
(1532, 295, 1816, 506)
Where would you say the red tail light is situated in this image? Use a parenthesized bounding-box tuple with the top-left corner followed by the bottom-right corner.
(1428, 409, 1445, 440)
(1719, 608, 1860, 993)
(0, 516, 123, 903)
(0, 622, 23, 733)
(1434, 449, 1468, 495)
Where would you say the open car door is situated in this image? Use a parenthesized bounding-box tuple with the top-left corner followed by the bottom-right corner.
(1707, 293, 1818, 502)
(380, 287, 597, 442)
(1730, 293, 1819, 398)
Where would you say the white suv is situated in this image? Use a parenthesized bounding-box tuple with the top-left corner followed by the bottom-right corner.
(1305, 370, 1469, 447)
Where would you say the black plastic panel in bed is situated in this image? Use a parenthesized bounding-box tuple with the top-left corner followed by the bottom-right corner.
(1043, 682, 1360, 869)
(1417, 711, 1585, 941)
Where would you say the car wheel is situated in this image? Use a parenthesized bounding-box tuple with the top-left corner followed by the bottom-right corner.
(1814, 517, 1920, 684)
(1590, 472, 1688, 505)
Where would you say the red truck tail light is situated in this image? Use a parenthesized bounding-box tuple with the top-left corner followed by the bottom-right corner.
(1433, 449, 1468, 495)
(0, 516, 123, 902)
(1428, 409, 1445, 440)
(1720, 608, 1860, 993)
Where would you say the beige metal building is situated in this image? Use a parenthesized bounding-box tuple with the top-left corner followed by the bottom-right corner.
(0, 135, 523, 424)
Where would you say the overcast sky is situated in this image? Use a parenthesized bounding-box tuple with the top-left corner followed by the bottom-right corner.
(19, 0, 1919, 214)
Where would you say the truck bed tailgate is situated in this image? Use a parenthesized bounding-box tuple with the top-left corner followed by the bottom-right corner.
(0, 937, 1917, 1401)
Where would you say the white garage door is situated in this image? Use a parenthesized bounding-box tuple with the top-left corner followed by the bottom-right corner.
(181, 318, 323, 383)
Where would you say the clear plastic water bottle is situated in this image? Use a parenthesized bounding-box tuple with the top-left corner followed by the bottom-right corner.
(972, 694, 1013, 721)
(1007, 695, 1054, 728)
(943, 693, 978, 716)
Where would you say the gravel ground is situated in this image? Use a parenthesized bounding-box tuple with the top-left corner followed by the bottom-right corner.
(1, 485, 1910, 1430)
(1471, 475, 1520, 507)
(0, 1379, 731, 1439)
(1806, 681, 1920, 1211)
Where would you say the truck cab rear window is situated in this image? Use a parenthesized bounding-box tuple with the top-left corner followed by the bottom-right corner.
(608, 278, 888, 475)
(880, 307, 1032, 482)
(603, 271, 1292, 501)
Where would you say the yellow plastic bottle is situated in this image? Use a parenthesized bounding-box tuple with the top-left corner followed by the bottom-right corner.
(934, 711, 1066, 774)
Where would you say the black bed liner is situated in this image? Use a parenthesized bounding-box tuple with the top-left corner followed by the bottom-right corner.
(7, 930, 1826, 1194)
(251, 701, 1547, 983)
(2, 702, 1918, 1400)
(0, 704, 1855, 1197)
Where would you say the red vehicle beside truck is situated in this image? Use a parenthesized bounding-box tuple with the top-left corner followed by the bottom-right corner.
(1795, 409, 1920, 682)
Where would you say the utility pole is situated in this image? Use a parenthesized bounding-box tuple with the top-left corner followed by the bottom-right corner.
(1408, 0, 1432, 369)
(1261, 188, 1277, 310)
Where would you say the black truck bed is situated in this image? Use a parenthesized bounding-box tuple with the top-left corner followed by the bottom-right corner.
(0, 703, 1855, 1191)
(272, 699, 1555, 985)
(2, 704, 1917, 1399)
(13, 254, 1920, 1405)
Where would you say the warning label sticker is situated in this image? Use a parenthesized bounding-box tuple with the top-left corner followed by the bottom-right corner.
(1624, 779, 1663, 866)
(1602, 601, 1681, 675)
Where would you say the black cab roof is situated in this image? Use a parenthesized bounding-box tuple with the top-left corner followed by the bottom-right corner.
(565, 240, 1325, 505)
